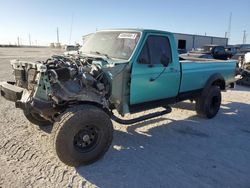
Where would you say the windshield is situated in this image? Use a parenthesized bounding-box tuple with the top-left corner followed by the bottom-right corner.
(80, 31, 141, 60)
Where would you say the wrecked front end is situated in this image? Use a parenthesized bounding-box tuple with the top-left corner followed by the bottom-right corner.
(0, 55, 113, 122)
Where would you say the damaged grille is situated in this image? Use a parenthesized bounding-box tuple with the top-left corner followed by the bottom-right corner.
(14, 69, 26, 83)
(13, 66, 37, 90)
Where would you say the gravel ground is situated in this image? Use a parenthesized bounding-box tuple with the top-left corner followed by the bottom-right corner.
(0, 47, 250, 188)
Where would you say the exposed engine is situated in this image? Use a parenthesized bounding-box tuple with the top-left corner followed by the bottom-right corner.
(11, 54, 111, 120)
(45, 55, 111, 101)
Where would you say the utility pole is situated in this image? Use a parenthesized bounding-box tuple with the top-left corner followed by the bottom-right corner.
(57, 27, 60, 44)
(226, 12, 232, 44)
(29, 34, 31, 46)
(17, 37, 20, 46)
(243, 30, 247, 44)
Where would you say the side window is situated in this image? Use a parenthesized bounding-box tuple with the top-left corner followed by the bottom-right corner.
(137, 41, 150, 64)
(214, 46, 225, 55)
(213, 47, 219, 54)
(137, 35, 172, 65)
(218, 47, 225, 54)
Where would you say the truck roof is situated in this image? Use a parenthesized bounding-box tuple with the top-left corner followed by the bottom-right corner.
(97, 28, 172, 35)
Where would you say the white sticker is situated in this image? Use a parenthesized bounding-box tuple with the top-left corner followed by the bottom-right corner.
(118, 33, 137, 39)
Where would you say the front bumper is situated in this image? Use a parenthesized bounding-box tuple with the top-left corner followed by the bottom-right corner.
(0, 82, 24, 102)
(1, 81, 55, 116)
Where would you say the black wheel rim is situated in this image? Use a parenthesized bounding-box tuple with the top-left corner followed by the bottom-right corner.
(73, 125, 99, 153)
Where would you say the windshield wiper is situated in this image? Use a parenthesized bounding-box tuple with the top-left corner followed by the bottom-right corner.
(90, 51, 111, 59)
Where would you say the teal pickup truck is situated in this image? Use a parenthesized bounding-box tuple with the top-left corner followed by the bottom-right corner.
(0, 29, 237, 166)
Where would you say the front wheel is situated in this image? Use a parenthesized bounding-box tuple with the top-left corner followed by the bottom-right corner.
(195, 86, 221, 119)
(52, 105, 113, 167)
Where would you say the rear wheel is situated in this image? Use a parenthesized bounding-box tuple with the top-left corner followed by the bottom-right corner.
(52, 105, 113, 167)
(23, 110, 51, 126)
(195, 86, 221, 119)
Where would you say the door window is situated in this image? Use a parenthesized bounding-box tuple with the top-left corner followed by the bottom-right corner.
(138, 35, 172, 65)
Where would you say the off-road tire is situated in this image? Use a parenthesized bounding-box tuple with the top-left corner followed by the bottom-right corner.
(23, 110, 51, 126)
(195, 86, 221, 119)
(52, 105, 113, 167)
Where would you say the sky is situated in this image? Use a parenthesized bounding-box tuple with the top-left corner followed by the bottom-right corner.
(0, 0, 249, 45)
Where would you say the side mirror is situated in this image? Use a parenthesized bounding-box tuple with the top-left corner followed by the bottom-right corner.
(160, 54, 170, 67)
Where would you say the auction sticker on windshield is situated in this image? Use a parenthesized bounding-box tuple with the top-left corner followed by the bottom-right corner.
(118, 33, 137, 39)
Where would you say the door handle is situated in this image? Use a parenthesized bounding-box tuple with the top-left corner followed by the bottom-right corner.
(149, 78, 155, 82)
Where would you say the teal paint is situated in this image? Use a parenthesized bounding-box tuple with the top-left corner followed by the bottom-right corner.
(180, 61, 236, 92)
(130, 30, 181, 105)
(127, 29, 236, 105)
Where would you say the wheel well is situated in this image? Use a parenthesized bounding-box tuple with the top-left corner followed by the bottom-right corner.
(212, 79, 225, 90)
(77, 101, 111, 116)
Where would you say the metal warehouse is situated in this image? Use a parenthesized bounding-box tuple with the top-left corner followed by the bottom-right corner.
(173, 33, 228, 51)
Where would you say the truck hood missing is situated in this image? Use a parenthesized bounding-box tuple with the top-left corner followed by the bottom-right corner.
(8, 53, 129, 120)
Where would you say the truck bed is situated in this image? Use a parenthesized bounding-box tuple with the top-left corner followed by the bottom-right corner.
(180, 56, 227, 62)
(179, 60, 236, 93)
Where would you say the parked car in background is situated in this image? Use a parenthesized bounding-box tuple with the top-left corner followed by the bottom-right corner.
(234, 44, 250, 53)
(181, 45, 232, 60)
(231, 44, 250, 69)
(64, 44, 81, 51)
(225, 45, 237, 57)
(64, 44, 81, 56)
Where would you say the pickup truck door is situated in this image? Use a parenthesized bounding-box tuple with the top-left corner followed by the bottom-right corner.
(130, 34, 181, 105)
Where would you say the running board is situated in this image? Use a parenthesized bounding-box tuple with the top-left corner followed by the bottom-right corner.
(111, 107, 172, 125)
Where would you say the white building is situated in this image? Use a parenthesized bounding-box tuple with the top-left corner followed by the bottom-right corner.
(173, 33, 228, 51)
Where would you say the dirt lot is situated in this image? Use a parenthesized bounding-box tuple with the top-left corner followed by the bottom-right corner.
(0, 47, 250, 188)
